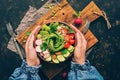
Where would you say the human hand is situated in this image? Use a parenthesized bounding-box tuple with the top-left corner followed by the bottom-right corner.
(25, 25, 41, 66)
(70, 24, 87, 65)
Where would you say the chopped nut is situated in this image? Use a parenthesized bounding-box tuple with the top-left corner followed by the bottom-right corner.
(58, 7, 61, 10)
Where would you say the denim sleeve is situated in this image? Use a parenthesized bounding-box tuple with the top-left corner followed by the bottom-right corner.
(68, 60, 104, 80)
(9, 60, 42, 80)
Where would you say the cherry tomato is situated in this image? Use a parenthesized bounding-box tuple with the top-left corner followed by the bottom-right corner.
(63, 28, 68, 34)
(69, 33, 75, 39)
(62, 72, 67, 78)
(69, 39, 75, 45)
(64, 42, 70, 48)
(64, 35, 71, 42)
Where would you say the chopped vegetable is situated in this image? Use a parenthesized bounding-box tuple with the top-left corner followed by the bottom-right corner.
(69, 39, 75, 45)
(69, 33, 75, 39)
(52, 59, 59, 63)
(63, 51, 70, 58)
(57, 55, 65, 62)
(26, 31, 31, 36)
(52, 54, 57, 59)
(64, 42, 70, 48)
(40, 31, 49, 35)
(46, 56, 52, 61)
(49, 22, 59, 33)
(42, 24, 50, 31)
(61, 49, 68, 55)
(40, 42, 47, 51)
(55, 52, 62, 55)
(35, 39, 42, 46)
(68, 28, 74, 33)
(36, 46, 42, 53)
(36, 34, 42, 39)
(67, 45, 74, 52)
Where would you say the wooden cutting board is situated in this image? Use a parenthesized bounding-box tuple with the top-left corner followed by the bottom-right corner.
(16, 0, 102, 79)
(16, 0, 102, 50)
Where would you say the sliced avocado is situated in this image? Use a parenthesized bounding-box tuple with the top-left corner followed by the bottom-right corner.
(52, 59, 59, 63)
(63, 51, 70, 58)
(46, 56, 52, 62)
(67, 45, 74, 52)
(57, 55, 65, 62)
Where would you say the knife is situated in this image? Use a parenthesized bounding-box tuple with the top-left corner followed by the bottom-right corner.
(6, 23, 24, 60)
(82, 20, 91, 34)
(82, 20, 93, 56)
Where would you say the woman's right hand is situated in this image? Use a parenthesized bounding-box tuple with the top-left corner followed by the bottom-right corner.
(70, 24, 87, 65)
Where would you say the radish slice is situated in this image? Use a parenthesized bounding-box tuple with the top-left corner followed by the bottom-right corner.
(35, 39, 42, 46)
(43, 49, 50, 58)
(36, 46, 42, 52)
(44, 53, 50, 58)
(43, 49, 49, 55)
(39, 52, 44, 57)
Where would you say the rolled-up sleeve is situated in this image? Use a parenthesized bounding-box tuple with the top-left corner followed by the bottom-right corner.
(9, 60, 42, 80)
(68, 60, 104, 80)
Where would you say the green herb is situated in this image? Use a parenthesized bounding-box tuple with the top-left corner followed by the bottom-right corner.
(26, 31, 31, 36)
(49, 22, 59, 33)
(68, 28, 74, 33)
(40, 42, 47, 51)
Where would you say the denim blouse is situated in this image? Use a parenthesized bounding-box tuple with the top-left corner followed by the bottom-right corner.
(9, 60, 103, 80)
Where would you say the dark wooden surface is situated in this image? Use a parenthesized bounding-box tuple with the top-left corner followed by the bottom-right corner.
(0, 0, 120, 80)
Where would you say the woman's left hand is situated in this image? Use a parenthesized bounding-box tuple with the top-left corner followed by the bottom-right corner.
(25, 25, 41, 66)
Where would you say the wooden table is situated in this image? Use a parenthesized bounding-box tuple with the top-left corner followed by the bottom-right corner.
(16, 0, 102, 79)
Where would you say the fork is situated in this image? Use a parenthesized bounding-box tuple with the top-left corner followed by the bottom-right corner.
(6, 23, 24, 60)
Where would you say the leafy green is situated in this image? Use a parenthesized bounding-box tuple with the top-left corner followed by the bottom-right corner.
(68, 28, 74, 33)
(40, 42, 47, 51)
(46, 32, 64, 52)
(49, 22, 59, 33)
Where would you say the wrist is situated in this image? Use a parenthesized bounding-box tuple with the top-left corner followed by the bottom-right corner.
(70, 60, 91, 71)
(73, 57, 85, 65)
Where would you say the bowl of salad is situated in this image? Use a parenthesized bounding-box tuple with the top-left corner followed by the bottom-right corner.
(35, 22, 75, 64)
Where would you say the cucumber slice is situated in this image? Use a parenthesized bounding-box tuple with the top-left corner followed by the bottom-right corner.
(67, 45, 74, 52)
(46, 56, 51, 62)
(57, 55, 65, 62)
(63, 51, 70, 58)
(52, 59, 59, 63)
(61, 49, 68, 55)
